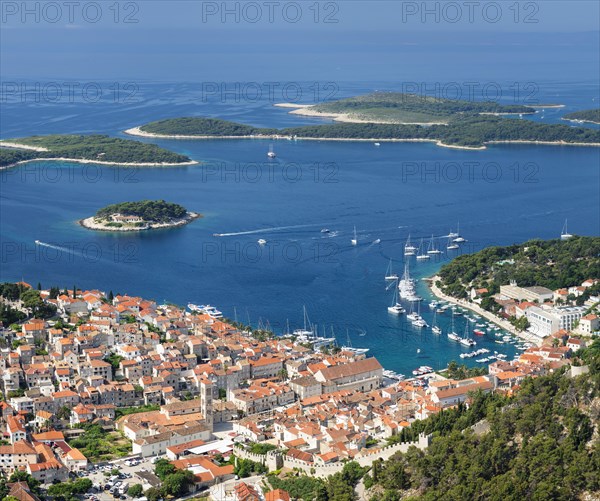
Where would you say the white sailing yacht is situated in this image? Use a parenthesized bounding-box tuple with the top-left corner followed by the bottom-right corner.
(453, 222, 466, 243)
(388, 285, 405, 315)
(411, 302, 428, 327)
(447, 315, 461, 342)
(431, 310, 442, 334)
(459, 321, 477, 347)
(427, 234, 443, 254)
(292, 305, 314, 339)
(351, 226, 358, 246)
(404, 234, 417, 256)
(447, 234, 459, 250)
(561, 219, 573, 240)
(385, 259, 398, 280)
(416, 238, 430, 260)
(341, 329, 369, 354)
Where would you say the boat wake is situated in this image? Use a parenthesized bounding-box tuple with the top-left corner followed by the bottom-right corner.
(213, 224, 320, 237)
(34, 241, 73, 253)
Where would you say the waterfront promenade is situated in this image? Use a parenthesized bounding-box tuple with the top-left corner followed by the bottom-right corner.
(427, 276, 543, 347)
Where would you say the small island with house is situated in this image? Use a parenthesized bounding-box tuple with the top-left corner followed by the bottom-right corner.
(79, 200, 201, 232)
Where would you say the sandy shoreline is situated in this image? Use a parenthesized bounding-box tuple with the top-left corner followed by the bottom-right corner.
(79, 212, 201, 232)
(561, 117, 600, 125)
(0, 156, 199, 170)
(0, 141, 49, 152)
(427, 276, 542, 346)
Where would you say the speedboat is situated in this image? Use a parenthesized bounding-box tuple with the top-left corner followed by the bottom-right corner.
(258, 239, 267, 245)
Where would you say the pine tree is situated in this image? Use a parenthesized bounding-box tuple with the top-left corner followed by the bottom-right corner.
(37, 282, 42, 291)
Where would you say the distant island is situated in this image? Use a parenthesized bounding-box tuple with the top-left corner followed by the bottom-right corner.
(79, 200, 201, 232)
(562, 108, 600, 125)
(0, 134, 197, 169)
(280, 92, 537, 124)
(128, 112, 600, 151)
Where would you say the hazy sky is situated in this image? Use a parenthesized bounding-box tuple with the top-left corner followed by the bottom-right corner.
(1, 1, 599, 81)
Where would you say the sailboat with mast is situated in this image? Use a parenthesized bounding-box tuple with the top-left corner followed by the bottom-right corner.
(351, 226, 358, 246)
(416, 238, 430, 260)
(341, 329, 369, 354)
(427, 235, 443, 255)
(561, 219, 573, 240)
(404, 234, 417, 256)
(410, 302, 428, 327)
(447, 314, 461, 342)
(447, 234, 459, 250)
(385, 259, 398, 281)
(431, 310, 442, 334)
(459, 321, 477, 347)
(292, 306, 314, 340)
(388, 284, 405, 315)
(398, 263, 421, 301)
(453, 222, 466, 243)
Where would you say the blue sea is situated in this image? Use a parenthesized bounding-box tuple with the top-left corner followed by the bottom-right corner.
(1, 78, 599, 376)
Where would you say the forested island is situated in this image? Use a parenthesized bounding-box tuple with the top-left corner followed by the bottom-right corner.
(0, 134, 196, 168)
(436, 236, 600, 300)
(562, 108, 600, 125)
(80, 200, 200, 232)
(129, 114, 600, 149)
(296, 91, 536, 124)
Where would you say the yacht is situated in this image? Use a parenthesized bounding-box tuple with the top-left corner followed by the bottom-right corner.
(412, 318, 428, 328)
(427, 235, 443, 254)
(341, 330, 369, 354)
(561, 219, 573, 240)
(447, 235, 459, 250)
(453, 222, 466, 243)
(416, 238, 430, 260)
(431, 310, 442, 334)
(404, 234, 417, 256)
(321, 228, 330, 233)
(447, 316, 461, 342)
(374, 142, 381, 146)
(351, 226, 358, 246)
(292, 306, 314, 339)
(267, 144, 276, 158)
(385, 259, 399, 281)
(257, 239, 267, 245)
(388, 285, 405, 315)
(460, 323, 477, 347)
(34, 240, 41, 245)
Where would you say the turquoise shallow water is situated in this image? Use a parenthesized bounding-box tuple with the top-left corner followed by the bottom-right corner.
(1, 81, 599, 375)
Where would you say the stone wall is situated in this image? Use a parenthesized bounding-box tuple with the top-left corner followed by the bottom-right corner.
(233, 433, 431, 478)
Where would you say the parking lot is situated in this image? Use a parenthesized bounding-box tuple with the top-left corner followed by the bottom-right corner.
(82, 455, 161, 500)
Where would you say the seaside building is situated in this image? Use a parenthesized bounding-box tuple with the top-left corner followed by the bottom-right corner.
(526, 306, 586, 338)
(499, 283, 554, 303)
